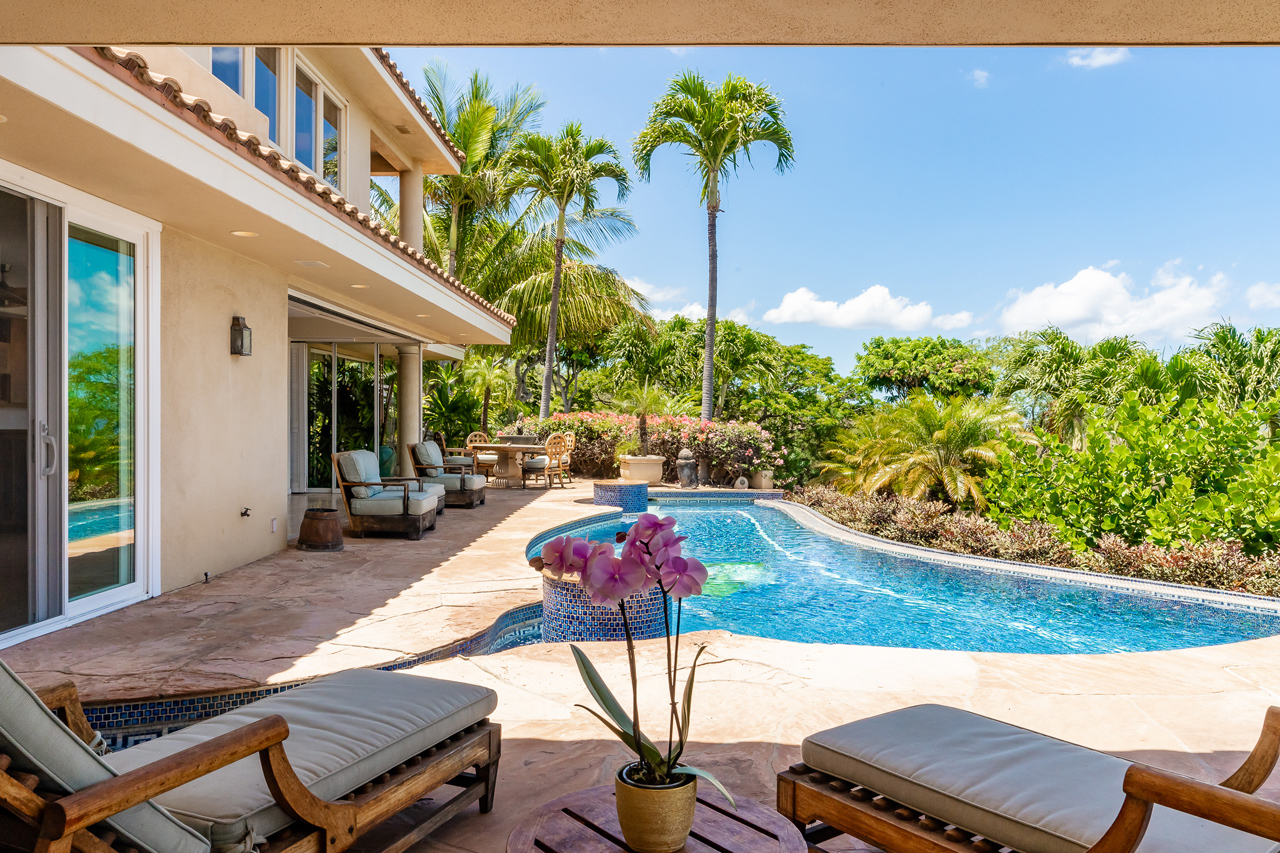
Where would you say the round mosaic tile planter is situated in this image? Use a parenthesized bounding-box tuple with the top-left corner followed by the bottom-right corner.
(593, 479, 649, 513)
(542, 574, 667, 643)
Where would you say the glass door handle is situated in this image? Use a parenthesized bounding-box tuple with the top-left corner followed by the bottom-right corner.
(39, 421, 57, 478)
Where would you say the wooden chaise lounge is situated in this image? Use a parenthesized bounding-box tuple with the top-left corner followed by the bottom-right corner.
(778, 703, 1280, 853)
(408, 441, 488, 509)
(0, 659, 501, 853)
(333, 449, 444, 539)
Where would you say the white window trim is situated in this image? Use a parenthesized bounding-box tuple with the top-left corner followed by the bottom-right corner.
(0, 158, 161, 649)
(291, 52, 348, 192)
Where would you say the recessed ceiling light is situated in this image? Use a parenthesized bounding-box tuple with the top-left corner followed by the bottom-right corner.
(294, 260, 329, 268)
(230, 230, 258, 237)
(415, 313, 430, 317)
(350, 284, 370, 289)
(0, 115, 8, 124)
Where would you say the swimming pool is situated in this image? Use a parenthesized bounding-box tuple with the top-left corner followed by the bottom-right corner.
(68, 498, 134, 542)
(537, 502, 1280, 654)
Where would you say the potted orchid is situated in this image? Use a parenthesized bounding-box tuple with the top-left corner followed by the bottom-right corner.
(536, 513, 733, 853)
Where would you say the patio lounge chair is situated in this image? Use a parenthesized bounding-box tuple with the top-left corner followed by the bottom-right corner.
(431, 431, 473, 475)
(333, 449, 444, 539)
(521, 433, 566, 490)
(777, 703, 1280, 853)
(408, 440, 488, 508)
(0, 658, 501, 853)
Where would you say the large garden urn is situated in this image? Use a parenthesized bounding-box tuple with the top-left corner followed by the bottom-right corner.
(749, 470, 774, 490)
(619, 454, 664, 485)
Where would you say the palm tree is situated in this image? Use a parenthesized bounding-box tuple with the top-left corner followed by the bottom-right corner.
(506, 123, 631, 419)
(1187, 322, 1280, 418)
(420, 63, 544, 278)
(462, 355, 513, 434)
(633, 71, 794, 422)
(612, 381, 693, 456)
(819, 393, 1031, 510)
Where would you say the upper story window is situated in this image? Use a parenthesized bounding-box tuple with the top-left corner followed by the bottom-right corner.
(254, 48, 279, 143)
(211, 47, 243, 95)
(294, 63, 343, 190)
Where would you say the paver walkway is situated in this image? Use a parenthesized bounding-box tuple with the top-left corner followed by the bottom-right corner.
(4, 481, 608, 703)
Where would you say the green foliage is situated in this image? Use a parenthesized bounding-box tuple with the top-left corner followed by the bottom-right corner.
(820, 393, 1029, 510)
(422, 362, 481, 445)
(985, 393, 1280, 554)
(67, 345, 133, 501)
(857, 336, 994, 400)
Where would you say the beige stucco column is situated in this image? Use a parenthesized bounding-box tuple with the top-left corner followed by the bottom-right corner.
(399, 160, 424, 254)
(397, 344, 423, 476)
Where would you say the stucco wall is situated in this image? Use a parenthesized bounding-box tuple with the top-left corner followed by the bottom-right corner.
(160, 229, 288, 591)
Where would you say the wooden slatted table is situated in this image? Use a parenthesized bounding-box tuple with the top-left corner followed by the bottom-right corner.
(506, 784, 807, 853)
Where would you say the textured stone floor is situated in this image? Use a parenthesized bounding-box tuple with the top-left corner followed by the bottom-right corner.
(386, 630, 1280, 852)
(4, 480, 608, 703)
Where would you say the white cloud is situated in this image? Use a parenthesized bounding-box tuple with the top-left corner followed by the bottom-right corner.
(1101, 259, 1121, 269)
(626, 276, 687, 304)
(666, 46, 692, 56)
(763, 285, 935, 331)
(1247, 282, 1280, 310)
(1066, 47, 1131, 69)
(725, 301, 756, 324)
(652, 302, 705, 322)
(933, 311, 974, 330)
(998, 261, 1225, 341)
(970, 69, 990, 88)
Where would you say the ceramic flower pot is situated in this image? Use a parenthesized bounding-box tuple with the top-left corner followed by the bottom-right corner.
(614, 763, 697, 853)
(619, 454, 665, 485)
(749, 470, 774, 490)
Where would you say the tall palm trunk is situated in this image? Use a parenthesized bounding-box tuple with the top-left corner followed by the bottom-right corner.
(638, 413, 649, 457)
(539, 210, 567, 419)
(701, 188, 720, 423)
(448, 202, 460, 278)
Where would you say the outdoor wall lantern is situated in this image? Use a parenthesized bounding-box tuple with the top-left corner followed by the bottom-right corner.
(230, 316, 252, 356)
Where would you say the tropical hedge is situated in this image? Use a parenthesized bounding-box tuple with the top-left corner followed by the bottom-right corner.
(510, 412, 783, 482)
(788, 486, 1280, 597)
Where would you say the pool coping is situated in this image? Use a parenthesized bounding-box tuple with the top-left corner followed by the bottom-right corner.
(766, 499, 1280, 616)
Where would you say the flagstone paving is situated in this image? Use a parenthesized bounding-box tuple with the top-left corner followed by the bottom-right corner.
(4, 481, 609, 703)
(387, 630, 1280, 852)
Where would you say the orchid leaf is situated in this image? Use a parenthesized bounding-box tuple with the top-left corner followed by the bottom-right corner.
(671, 766, 736, 809)
(570, 645, 662, 756)
(574, 705, 665, 767)
(678, 644, 708, 747)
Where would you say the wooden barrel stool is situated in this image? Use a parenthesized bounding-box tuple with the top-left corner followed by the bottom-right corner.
(296, 507, 344, 551)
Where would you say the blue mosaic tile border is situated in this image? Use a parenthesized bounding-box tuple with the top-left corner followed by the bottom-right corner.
(650, 489, 784, 502)
(770, 500, 1280, 617)
(542, 576, 667, 643)
(88, 601, 545, 750)
(526, 509, 623, 561)
(593, 481, 649, 512)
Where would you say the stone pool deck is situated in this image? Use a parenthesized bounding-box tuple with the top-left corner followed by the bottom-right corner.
(395, 630, 1280, 852)
(3, 480, 609, 703)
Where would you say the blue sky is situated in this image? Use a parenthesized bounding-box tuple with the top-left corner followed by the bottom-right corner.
(387, 46, 1280, 373)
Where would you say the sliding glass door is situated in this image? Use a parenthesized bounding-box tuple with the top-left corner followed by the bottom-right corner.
(66, 224, 136, 602)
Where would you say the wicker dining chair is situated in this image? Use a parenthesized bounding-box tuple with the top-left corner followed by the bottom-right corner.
(466, 431, 498, 480)
(560, 431, 576, 484)
(522, 433, 567, 489)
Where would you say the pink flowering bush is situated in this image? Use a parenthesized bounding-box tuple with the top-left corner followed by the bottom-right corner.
(511, 412, 778, 483)
(532, 514, 729, 799)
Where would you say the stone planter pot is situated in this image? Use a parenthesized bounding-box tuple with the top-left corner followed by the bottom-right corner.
(619, 455, 664, 485)
(749, 470, 774, 490)
(614, 763, 697, 853)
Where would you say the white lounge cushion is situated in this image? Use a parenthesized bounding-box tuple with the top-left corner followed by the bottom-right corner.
(349, 489, 437, 516)
(475, 453, 500, 465)
(421, 474, 487, 492)
(445, 456, 473, 468)
(107, 669, 497, 850)
(802, 704, 1280, 853)
(413, 441, 445, 476)
(0, 660, 209, 853)
(522, 455, 550, 470)
(337, 450, 382, 498)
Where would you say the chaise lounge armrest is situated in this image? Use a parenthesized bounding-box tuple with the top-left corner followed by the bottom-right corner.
(34, 681, 96, 746)
(1088, 764, 1280, 853)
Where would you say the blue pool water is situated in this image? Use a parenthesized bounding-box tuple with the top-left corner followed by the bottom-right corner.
(68, 499, 134, 542)
(554, 504, 1280, 654)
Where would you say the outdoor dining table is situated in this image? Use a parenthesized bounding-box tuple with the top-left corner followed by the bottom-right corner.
(467, 442, 547, 489)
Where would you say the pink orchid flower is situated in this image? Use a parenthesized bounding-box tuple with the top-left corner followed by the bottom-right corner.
(627, 513, 677, 546)
(649, 529, 687, 567)
(541, 536, 591, 580)
(660, 556, 708, 600)
(582, 546, 648, 609)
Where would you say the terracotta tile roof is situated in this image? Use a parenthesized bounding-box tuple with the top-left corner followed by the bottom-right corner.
(370, 48, 465, 165)
(81, 47, 515, 329)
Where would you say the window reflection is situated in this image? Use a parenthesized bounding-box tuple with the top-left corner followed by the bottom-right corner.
(295, 71, 317, 171)
(255, 47, 278, 142)
(67, 225, 135, 601)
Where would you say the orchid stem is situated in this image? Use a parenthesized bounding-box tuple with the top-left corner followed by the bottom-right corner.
(618, 599, 646, 779)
